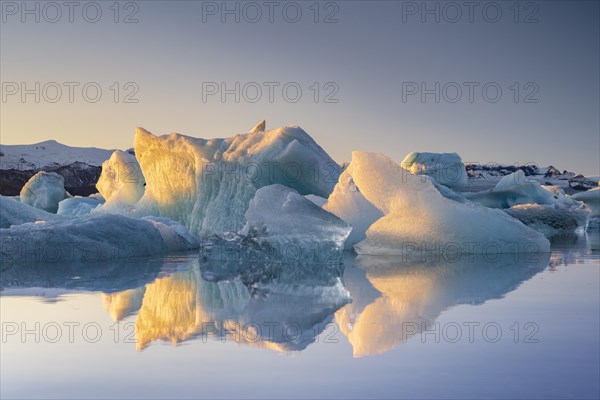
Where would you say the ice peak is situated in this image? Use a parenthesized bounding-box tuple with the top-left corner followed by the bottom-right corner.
(135, 127, 152, 137)
(249, 120, 266, 133)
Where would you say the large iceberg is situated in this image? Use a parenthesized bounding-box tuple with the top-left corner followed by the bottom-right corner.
(133, 124, 341, 236)
(343, 152, 549, 255)
(19, 171, 69, 213)
(202, 184, 351, 264)
(401, 151, 467, 188)
(96, 150, 145, 205)
(1, 214, 199, 265)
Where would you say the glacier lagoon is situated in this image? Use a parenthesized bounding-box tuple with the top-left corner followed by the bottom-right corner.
(1, 123, 599, 398)
(1, 234, 598, 399)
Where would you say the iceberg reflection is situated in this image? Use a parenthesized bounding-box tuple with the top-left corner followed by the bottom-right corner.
(336, 252, 550, 357)
(0, 257, 166, 296)
(134, 258, 350, 351)
(2, 248, 561, 357)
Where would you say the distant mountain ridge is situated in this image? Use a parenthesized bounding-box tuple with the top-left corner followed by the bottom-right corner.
(0, 140, 596, 196)
(463, 163, 598, 193)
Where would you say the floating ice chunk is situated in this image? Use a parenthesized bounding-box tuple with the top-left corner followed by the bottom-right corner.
(142, 216, 200, 252)
(19, 171, 68, 213)
(249, 119, 266, 133)
(57, 197, 103, 216)
(1, 214, 199, 264)
(133, 125, 340, 236)
(572, 186, 600, 230)
(572, 187, 600, 217)
(466, 170, 558, 208)
(0, 195, 63, 228)
(587, 217, 600, 230)
(238, 184, 351, 263)
(466, 171, 590, 235)
(345, 152, 549, 255)
(96, 150, 145, 205)
(401, 151, 467, 188)
(324, 170, 384, 250)
(505, 204, 590, 237)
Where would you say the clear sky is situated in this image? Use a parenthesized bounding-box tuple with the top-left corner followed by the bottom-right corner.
(1, 1, 598, 174)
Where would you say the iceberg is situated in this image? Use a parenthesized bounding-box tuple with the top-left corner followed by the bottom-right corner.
(572, 186, 600, 217)
(241, 184, 350, 257)
(133, 124, 341, 236)
(343, 152, 549, 255)
(57, 196, 103, 216)
(572, 186, 600, 230)
(324, 170, 384, 250)
(96, 150, 145, 205)
(1, 214, 199, 265)
(142, 216, 201, 252)
(466, 170, 566, 209)
(466, 171, 590, 236)
(0, 195, 63, 228)
(505, 204, 590, 237)
(401, 151, 467, 188)
(19, 171, 68, 213)
(201, 184, 351, 264)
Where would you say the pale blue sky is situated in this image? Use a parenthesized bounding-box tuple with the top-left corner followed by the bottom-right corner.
(1, 1, 598, 174)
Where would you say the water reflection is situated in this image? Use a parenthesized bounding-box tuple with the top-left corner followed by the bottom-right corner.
(134, 259, 350, 351)
(336, 252, 550, 357)
(548, 231, 599, 268)
(102, 288, 145, 321)
(0, 257, 166, 295)
(2, 246, 572, 356)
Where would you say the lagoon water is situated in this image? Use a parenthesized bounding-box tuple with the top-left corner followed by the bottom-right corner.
(1, 234, 598, 399)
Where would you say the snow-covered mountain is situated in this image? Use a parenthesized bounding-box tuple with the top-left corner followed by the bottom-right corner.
(0, 140, 119, 196)
(0, 140, 114, 170)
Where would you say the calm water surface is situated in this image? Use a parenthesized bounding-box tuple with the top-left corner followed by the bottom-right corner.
(1, 234, 599, 399)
